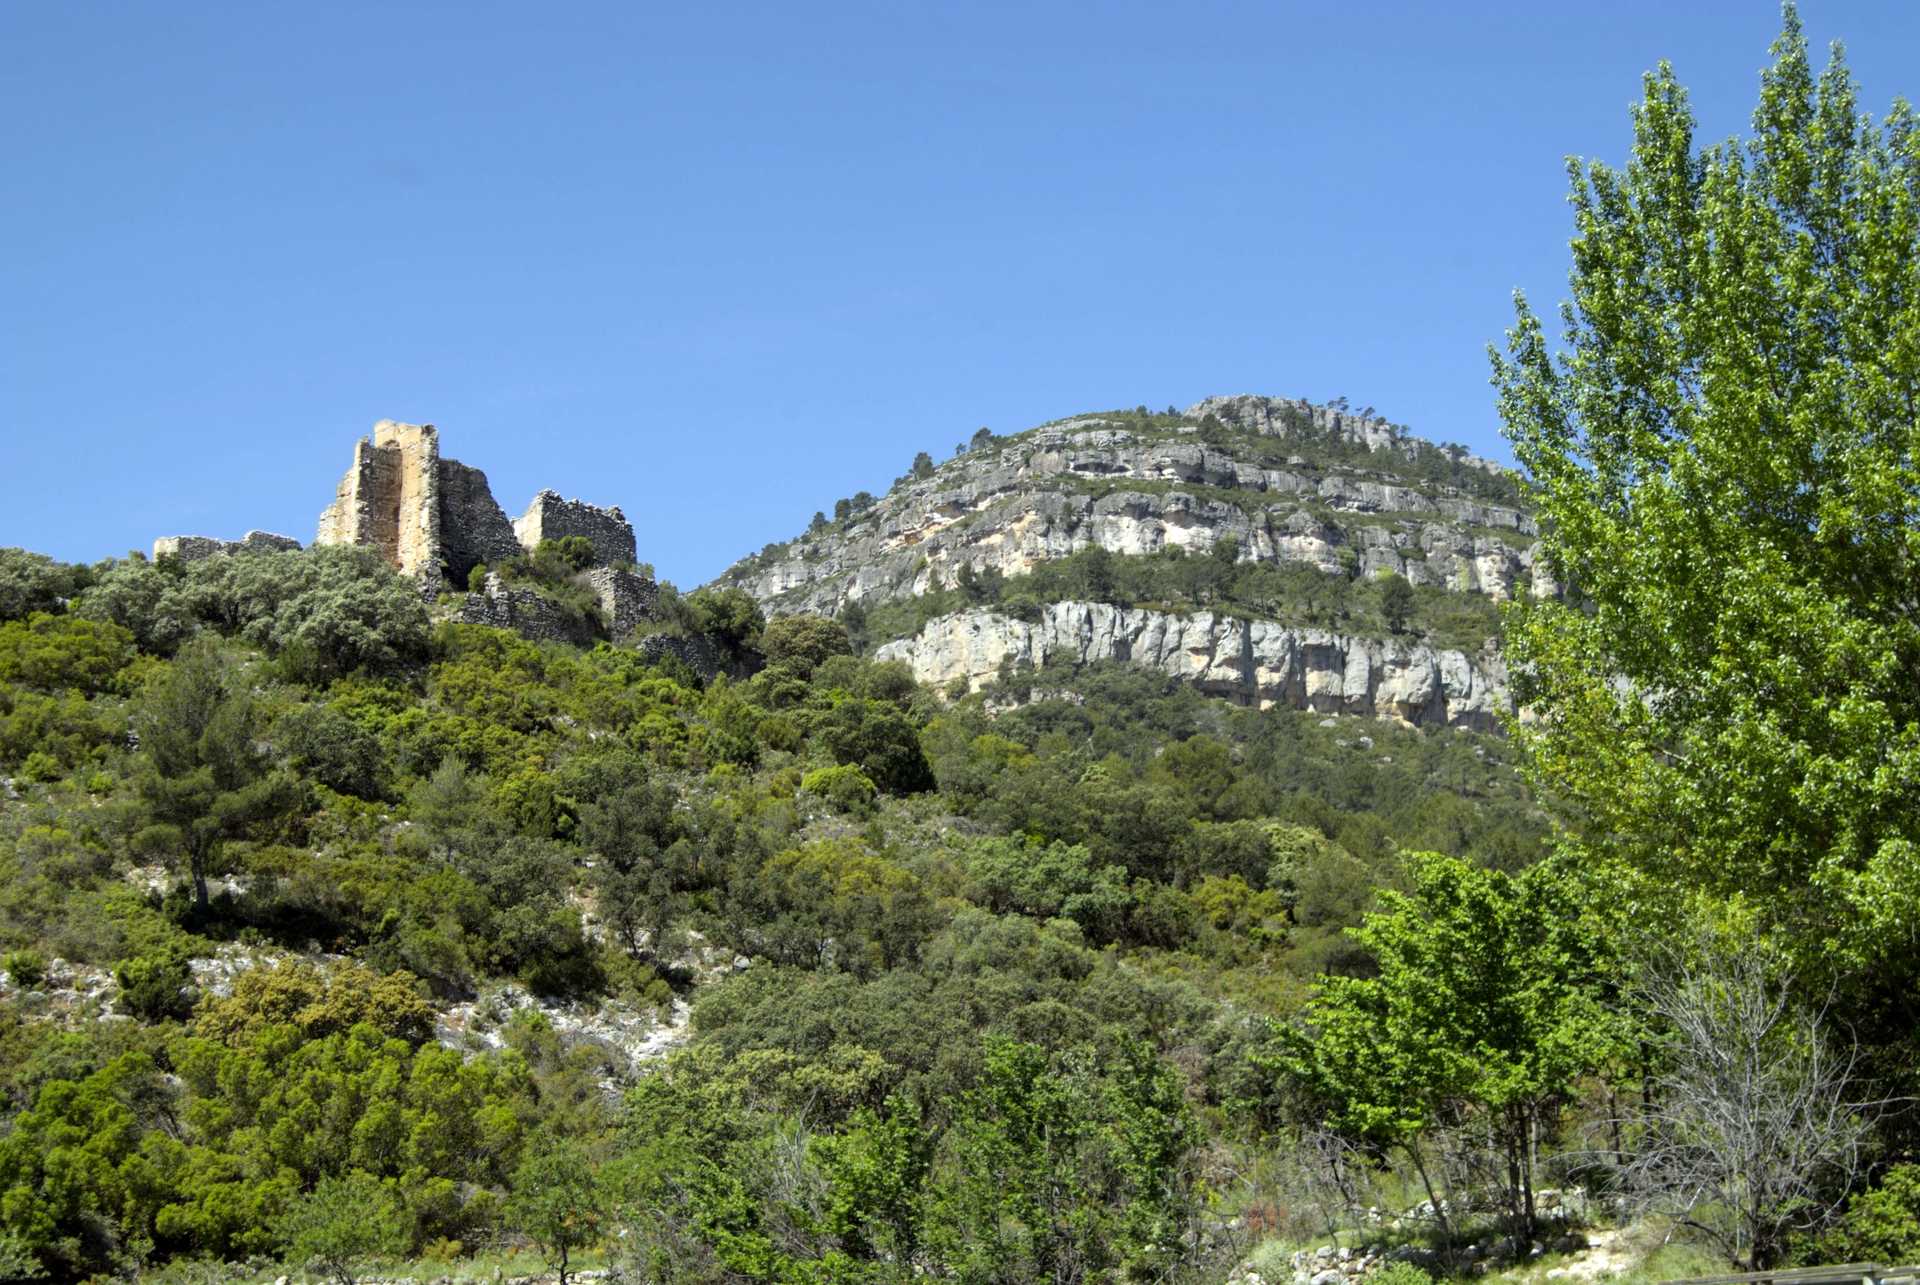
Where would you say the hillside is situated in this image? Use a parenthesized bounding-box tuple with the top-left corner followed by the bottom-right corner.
(716, 396, 1548, 724)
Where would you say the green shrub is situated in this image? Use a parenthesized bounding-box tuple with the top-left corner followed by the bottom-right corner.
(279, 1170, 410, 1285)
(114, 950, 195, 1020)
(3, 949, 47, 989)
(1819, 1164, 1920, 1264)
(801, 763, 878, 815)
(0, 547, 90, 622)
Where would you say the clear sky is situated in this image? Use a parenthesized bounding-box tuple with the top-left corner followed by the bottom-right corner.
(6, 2, 1918, 587)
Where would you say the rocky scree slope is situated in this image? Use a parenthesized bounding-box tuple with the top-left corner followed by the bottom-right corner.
(718, 395, 1550, 728)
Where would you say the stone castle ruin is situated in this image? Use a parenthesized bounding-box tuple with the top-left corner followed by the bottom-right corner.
(152, 530, 303, 562)
(151, 420, 684, 654)
(514, 490, 637, 569)
(316, 420, 537, 583)
(307, 419, 641, 583)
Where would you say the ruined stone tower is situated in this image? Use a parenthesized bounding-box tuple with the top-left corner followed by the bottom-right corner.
(514, 489, 638, 567)
(316, 420, 521, 582)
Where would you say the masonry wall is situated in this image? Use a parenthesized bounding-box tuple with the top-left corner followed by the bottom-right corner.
(437, 459, 523, 583)
(152, 531, 303, 562)
(318, 421, 524, 582)
(585, 567, 659, 639)
(515, 490, 637, 568)
(457, 573, 598, 646)
(373, 420, 442, 579)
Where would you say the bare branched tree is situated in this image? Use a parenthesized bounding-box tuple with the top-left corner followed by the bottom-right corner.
(1623, 933, 1878, 1269)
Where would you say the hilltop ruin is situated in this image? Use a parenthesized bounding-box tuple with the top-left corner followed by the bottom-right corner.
(313, 419, 597, 583)
(148, 420, 684, 653)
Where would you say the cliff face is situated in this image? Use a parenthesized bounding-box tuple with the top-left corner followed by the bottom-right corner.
(874, 602, 1510, 732)
(717, 394, 1540, 730)
(719, 396, 1552, 618)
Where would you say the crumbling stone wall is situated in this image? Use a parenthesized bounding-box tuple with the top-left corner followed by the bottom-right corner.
(638, 632, 727, 682)
(316, 421, 518, 583)
(585, 567, 659, 639)
(514, 490, 637, 568)
(457, 573, 598, 646)
(438, 459, 523, 582)
(152, 531, 302, 562)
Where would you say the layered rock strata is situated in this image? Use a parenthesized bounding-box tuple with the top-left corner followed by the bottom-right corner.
(874, 601, 1510, 732)
(721, 397, 1551, 615)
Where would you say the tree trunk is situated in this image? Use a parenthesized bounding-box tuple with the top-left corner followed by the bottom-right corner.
(1406, 1139, 1455, 1249)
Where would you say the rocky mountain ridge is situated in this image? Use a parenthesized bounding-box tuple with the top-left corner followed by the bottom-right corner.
(718, 394, 1543, 727)
(718, 394, 1553, 620)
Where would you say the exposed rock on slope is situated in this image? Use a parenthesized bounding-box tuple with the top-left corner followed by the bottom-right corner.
(720, 396, 1552, 618)
(875, 602, 1510, 732)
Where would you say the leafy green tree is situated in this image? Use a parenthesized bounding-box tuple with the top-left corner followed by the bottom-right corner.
(760, 614, 853, 680)
(1820, 1164, 1920, 1264)
(577, 762, 690, 963)
(0, 613, 135, 695)
(113, 951, 196, 1020)
(279, 1171, 409, 1285)
(1491, 10, 1920, 983)
(924, 1038, 1201, 1284)
(1377, 572, 1414, 634)
(685, 585, 765, 657)
(74, 556, 197, 654)
(1078, 545, 1116, 603)
(911, 451, 935, 480)
(534, 536, 597, 573)
(813, 1096, 931, 1275)
(815, 697, 934, 795)
(509, 1134, 607, 1285)
(135, 639, 303, 908)
(0, 548, 88, 623)
(1285, 853, 1615, 1243)
(802, 763, 879, 815)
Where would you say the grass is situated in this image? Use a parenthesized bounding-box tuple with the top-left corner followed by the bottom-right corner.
(140, 1245, 613, 1285)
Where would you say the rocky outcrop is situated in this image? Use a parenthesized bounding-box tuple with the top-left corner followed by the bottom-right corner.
(874, 602, 1510, 731)
(1189, 393, 1506, 474)
(515, 490, 637, 568)
(152, 530, 302, 562)
(719, 400, 1546, 616)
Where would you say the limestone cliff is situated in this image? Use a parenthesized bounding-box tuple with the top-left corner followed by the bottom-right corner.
(874, 602, 1510, 732)
(718, 395, 1552, 618)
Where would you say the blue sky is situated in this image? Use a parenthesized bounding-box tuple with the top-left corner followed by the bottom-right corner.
(6, 2, 1918, 586)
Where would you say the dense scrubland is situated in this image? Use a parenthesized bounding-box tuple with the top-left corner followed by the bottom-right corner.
(0, 540, 1546, 1283)
(8, 8, 1920, 1285)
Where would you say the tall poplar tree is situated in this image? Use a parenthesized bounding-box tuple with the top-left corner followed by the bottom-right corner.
(1492, 7, 1920, 985)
